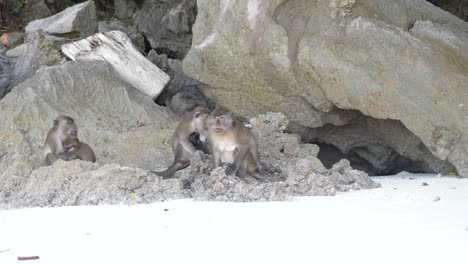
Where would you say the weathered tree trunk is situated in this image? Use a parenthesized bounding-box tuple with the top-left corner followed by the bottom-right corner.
(62, 30, 170, 99)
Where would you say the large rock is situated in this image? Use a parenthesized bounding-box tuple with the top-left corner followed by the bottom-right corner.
(183, 0, 468, 176)
(135, 0, 197, 59)
(0, 45, 13, 99)
(25, 0, 97, 38)
(6, 31, 66, 90)
(0, 61, 178, 201)
(62, 31, 170, 99)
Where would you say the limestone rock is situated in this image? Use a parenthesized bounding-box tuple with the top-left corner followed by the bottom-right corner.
(114, 0, 139, 22)
(62, 31, 170, 99)
(135, 0, 196, 59)
(6, 31, 65, 90)
(25, 1, 97, 38)
(0, 61, 179, 204)
(98, 20, 145, 53)
(183, 0, 468, 176)
(0, 45, 13, 99)
(20, 0, 53, 25)
(1, 160, 189, 209)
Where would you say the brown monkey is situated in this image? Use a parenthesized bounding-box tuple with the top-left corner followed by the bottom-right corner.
(207, 108, 271, 182)
(63, 138, 97, 163)
(43, 115, 79, 165)
(153, 106, 211, 178)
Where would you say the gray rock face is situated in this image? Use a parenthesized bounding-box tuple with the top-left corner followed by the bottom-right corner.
(0, 60, 178, 202)
(0, 110, 380, 207)
(6, 31, 66, 90)
(20, 0, 53, 24)
(183, 0, 468, 176)
(0, 46, 13, 99)
(98, 20, 146, 53)
(147, 52, 213, 117)
(114, 0, 139, 22)
(135, 0, 196, 59)
(1, 160, 189, 209)
(25, 1, 97, 38)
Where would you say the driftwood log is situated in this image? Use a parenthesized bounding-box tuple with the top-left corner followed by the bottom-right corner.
(62, 30, 170, 99)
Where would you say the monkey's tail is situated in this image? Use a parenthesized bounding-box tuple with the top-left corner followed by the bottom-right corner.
(151, 160, 190, 179)
(252, 168, 274, 182)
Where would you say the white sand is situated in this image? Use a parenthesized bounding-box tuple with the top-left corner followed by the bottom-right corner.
(1, 173, 467, 264)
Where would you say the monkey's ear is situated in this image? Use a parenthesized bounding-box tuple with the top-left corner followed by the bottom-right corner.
(53, 119, 58, 126)
(194, 111, 201, 118)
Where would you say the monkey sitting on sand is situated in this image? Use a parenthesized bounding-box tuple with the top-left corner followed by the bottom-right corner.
(152, 106, 211, 178)
(207, 108, 271, 182)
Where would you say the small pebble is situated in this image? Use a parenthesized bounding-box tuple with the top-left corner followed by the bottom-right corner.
(164, 208, 169, 211)
(409, 177, 415, 180)
(421, 182, 428, 186)
(433, 196, 441, 202)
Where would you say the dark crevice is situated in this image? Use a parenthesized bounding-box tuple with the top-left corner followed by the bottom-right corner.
(302, 111, 457, 176)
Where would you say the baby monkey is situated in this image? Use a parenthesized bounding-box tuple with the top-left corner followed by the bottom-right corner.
(63, 137, 97, 163)
(153, 106, 211, 178)
(207, 108, 271, 181)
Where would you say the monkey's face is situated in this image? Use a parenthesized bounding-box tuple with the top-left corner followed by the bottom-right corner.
(54, 115, 78, 140)
(193, 110, 209, 132)
(208, 111, 233, 135)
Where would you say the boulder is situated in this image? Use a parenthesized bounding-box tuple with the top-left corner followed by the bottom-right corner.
(1, 160, 189, 209)
(0, 45, 13, 99)
(25, 0, 97, 38)
(62, 30, 170, 99)
(135, 0, 197, 59)
(183, 0, 468, 176)
(20, 0, 53, 25)
(6, 31, 65, 90)
(98, 20, 145, 53)
(0, 61, 179, 204)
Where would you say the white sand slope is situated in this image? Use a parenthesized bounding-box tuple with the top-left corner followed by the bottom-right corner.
(0, 173, 467, 264)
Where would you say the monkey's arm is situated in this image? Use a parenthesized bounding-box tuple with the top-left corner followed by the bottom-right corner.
(180, 138, 197, 155)
(213, 148, 221, 168)
(226, 145, 250, 175)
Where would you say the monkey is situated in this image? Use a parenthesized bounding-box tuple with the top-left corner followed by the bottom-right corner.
(63, 137, 97, 163)
(152, 106, 211, 178)
(207, 108, 271, 182)
(43, 115, 79, 165)
(188, 131, 210, 154)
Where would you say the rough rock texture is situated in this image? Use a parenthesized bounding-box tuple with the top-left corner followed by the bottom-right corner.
(20, 0, 53, 24)
(135, 0, 197, 59)
(6, 31, 66, 91)
(183, 0, 468, 176)
(0, 111, 380, 207)
(0, 61, 178, 199)
(304, 115, 457, 175)
(428, 0, 468, 21)
(148, 51, 214, 117)
(0, 45, 13, 99)
(62, 31, 170, 99)
(98, 20, 146, 53)
(114, 0, 139, 22)
(25, 1, 97, 38)
(1, 160, 189, 209)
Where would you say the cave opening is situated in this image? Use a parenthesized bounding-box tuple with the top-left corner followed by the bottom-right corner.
(302, 113, 457, 177)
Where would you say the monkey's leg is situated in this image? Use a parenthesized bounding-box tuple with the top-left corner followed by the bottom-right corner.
(56, 151, 79, 161)
(45, 153, 58, 166)
(213, 148, 221, 168)
(228, 146, 250, 175)
(152, 160, 190, 179)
